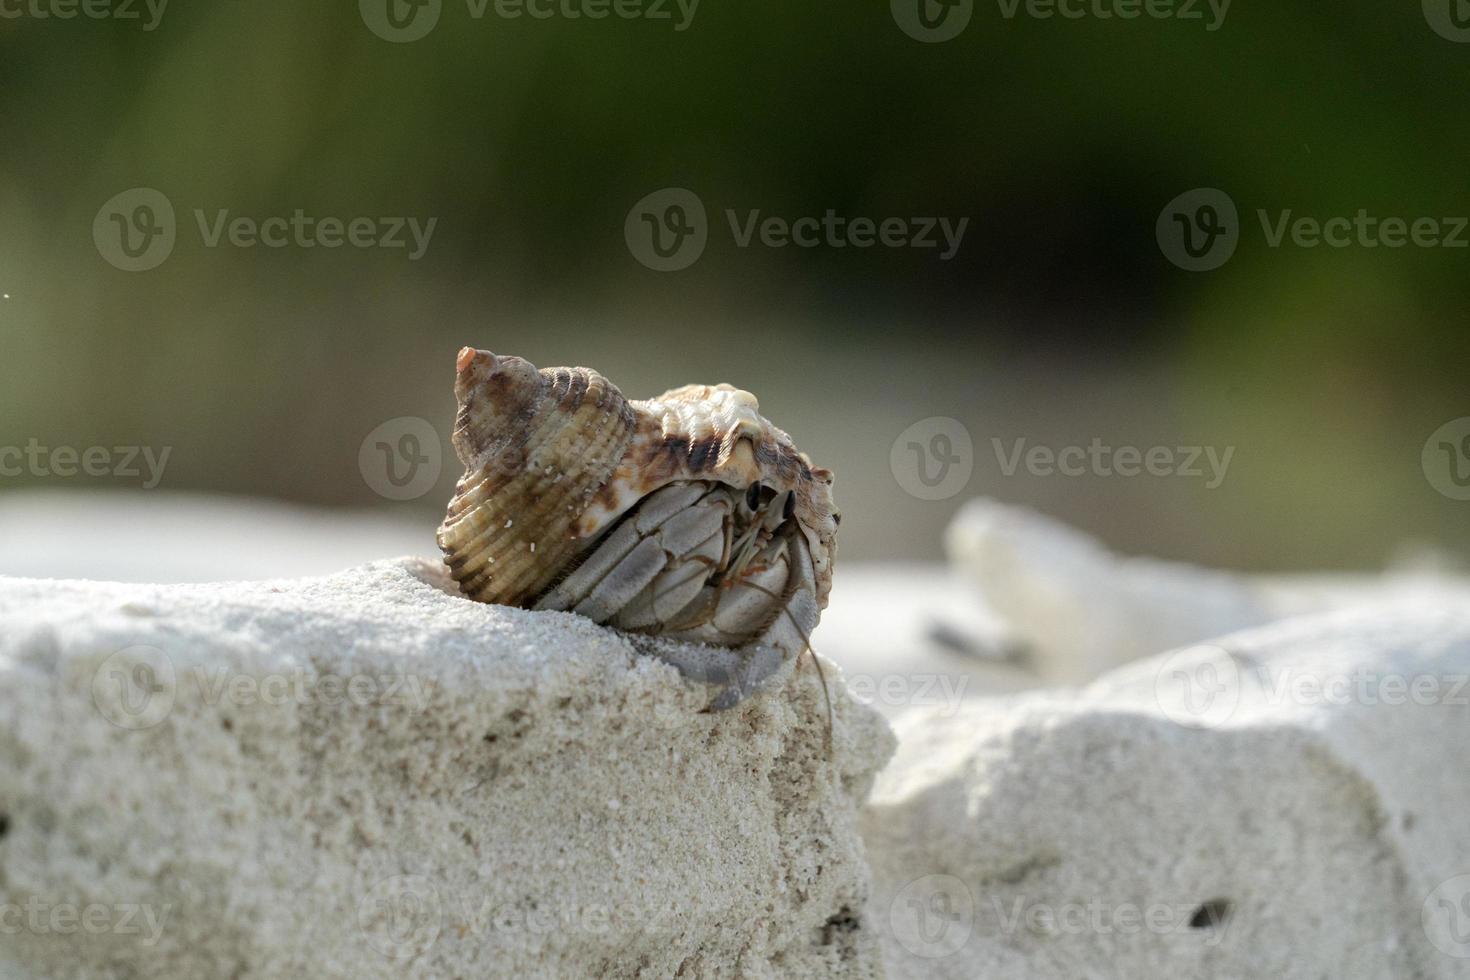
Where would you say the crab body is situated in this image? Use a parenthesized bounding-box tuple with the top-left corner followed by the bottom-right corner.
(436, 349, 837, 708)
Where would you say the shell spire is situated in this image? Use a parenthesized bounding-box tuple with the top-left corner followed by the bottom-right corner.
(437, 349, 639, 605)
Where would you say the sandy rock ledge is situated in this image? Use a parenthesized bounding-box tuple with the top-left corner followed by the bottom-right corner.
(865, 602, 1470, 979)
(0, 559, 895, 980)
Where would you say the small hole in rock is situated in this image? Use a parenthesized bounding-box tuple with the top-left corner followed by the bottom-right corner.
(0, 814, 9, 839)
(1189, 899, 1231, 930)
(821, 907, 860, 945)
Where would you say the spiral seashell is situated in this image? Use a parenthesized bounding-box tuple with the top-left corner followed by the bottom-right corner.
(437, 348, 838, 707)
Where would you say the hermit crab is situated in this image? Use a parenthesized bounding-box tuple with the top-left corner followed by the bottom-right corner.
(436, 348, 839, 709)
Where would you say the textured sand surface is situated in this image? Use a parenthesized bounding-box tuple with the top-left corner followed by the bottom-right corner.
(0, 558, 895, 979)
(865, 602, 1470, 979)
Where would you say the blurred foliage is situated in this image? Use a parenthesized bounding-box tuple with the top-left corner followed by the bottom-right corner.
(0, 1, 1466, 569)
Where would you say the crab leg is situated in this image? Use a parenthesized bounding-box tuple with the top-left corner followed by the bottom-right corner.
(614, 527, 725, 631)
(538, 483, 735, 625)
(709, 529, 820, 710)
(534, 483, 710, 613)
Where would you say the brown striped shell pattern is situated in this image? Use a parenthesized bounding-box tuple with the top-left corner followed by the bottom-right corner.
(436, 348, 839, 709)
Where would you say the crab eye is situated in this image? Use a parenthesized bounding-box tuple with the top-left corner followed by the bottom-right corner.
(782, 492, 796, 520)
(746, 482, 763, 510)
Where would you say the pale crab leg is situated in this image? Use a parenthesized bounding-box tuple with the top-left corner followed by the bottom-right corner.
(710, 543, 791, 637)
(614, 527, 725, 630)
(571, 504, 727, 624)
(710, 530, 820, 710)
(534, 483, 711, 613)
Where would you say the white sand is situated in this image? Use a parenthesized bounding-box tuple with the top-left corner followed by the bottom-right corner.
(0, 558, 894, 979)
(866, 602, 1470, 979)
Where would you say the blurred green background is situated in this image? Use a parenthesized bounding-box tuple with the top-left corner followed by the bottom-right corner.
(1, 0, 1466, 571)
